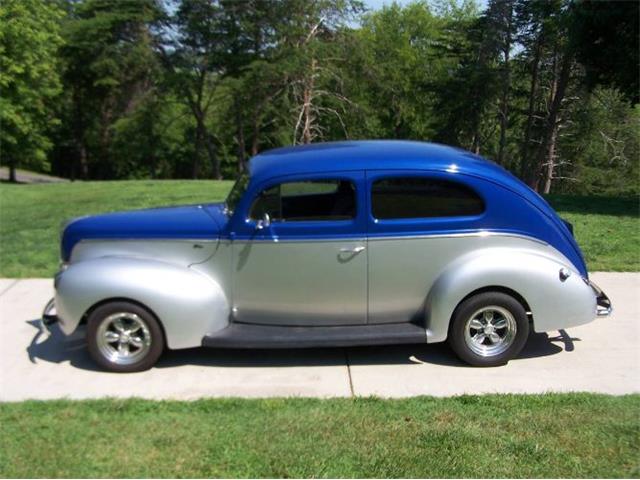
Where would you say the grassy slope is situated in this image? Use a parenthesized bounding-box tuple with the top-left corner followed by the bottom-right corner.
(0, 181, 637, 277)
(1, 394, 638, 478)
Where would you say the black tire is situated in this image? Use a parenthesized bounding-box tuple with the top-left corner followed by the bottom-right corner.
(86, 301, 164, 373)
(448, 292, 529, 367)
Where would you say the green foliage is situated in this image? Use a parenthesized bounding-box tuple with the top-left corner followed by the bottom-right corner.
(556, 88, 640, 196)
(1, 0, 638, 195)
(0, 0, 63, 175)
(59, 0, 162, 179)
(572, 0, 639, 104)
(1, 394, 638, 477)
(353, 2, 448, 140)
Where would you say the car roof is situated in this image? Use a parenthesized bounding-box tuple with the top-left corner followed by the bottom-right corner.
(250, 140, 512, 184)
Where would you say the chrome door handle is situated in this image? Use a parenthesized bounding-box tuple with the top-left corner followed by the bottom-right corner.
(339, 246, 365, 254)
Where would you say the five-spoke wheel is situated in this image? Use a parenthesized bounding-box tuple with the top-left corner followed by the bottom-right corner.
(449, 292, 528, 366)
(87, 301, 164, 372)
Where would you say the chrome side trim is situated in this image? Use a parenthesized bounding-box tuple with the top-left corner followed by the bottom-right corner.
(230, 236, 366, 244)
(78, 238, 218, 244)
(367, 231, 548, 245)
(75, 231, 547, 246)
(228, 232, 548, 245)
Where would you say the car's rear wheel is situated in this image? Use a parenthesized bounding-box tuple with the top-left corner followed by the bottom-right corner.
(86, 301, 164, 372)
(448, 292, 529, 367)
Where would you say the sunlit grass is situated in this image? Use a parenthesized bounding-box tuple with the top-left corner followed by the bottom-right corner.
(0, 394, 638, 478)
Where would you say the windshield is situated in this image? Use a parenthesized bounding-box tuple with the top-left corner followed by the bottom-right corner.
(225, 173, 250, 215)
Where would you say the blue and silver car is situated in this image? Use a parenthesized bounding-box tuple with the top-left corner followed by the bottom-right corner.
(43, 141, 612, 372)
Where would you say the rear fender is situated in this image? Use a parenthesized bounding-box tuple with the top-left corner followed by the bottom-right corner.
(425, 247, 596, 342)
(55, 257, 229, 349)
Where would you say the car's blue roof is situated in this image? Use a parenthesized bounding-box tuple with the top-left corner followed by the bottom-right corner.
(250, 140, 510, 182)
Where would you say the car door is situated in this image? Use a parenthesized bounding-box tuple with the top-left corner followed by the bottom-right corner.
(231, 172, 368, 326)
(366, 170, 487, 325)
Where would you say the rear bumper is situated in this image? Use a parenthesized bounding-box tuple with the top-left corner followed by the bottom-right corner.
(40, 297, 59, 334)
(587, 280, 613, 317)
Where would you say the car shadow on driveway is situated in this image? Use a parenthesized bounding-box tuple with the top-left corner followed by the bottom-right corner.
(25, 319, 580, 372)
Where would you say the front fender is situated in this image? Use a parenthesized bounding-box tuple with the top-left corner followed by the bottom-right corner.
(425, 247, 596, 343)
(55, 257, 229, 349)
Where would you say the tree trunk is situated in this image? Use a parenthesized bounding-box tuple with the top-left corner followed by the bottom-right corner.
(301, 58, 317, 144)
(496, 2, 512, 166)
(193, 109, 219, 180)
(542, 123, 558, 194)
(528, 51, 572, 190)
(204, 132, 220, 180)
(251, 117, 260, 156)
(250, 96, 270, 157)
(519, 34, 543, 180)
(472, 135, 481, 155)
(8, 162, 17, 183)
(541, 50, 560, 194)
(235, 100, 246, 173)
(193, 123, 202, 179)
(78, 144, 89, 180)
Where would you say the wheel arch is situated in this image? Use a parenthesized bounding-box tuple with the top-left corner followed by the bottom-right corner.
(454, 286, 532, 317)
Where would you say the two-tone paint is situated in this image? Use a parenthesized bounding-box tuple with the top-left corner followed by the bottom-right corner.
(54, 141, 608, 350)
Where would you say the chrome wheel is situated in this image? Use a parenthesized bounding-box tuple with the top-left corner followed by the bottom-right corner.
(463, 305, 517, 357)
(96, 312, 152, 366)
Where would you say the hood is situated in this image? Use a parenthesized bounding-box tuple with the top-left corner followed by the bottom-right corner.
(61, 203, 227, 261)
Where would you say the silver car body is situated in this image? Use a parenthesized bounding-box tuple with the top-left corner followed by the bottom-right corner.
(55, 232, 597, 349)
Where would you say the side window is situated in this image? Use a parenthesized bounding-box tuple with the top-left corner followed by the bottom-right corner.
(371, 177, 484, 219)
(250, 179, 356, 222)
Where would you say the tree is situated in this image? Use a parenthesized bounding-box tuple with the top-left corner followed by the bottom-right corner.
(60, 0, 163, 179)
(432, 9, 499, 153)
(556, 87, 639, 195)
(156, 0, 227, 179)
(572, 0, 639, 104)
(0, 0, 63, 182)
(514, 0, 576, 192)
(485, 0, 516, 165)
(273, 0, 363, 144)
(355, 2, 455, 142)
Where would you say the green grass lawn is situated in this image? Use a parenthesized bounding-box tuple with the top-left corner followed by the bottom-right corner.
(1, 394, 638, 478)
(0, 181, 637, 277)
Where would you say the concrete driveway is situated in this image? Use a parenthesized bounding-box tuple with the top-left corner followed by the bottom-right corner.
(0, 272, 638, 401)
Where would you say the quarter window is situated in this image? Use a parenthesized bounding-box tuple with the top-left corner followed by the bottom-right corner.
(250, 179, 356, 222)
(371, 177, 484, 219)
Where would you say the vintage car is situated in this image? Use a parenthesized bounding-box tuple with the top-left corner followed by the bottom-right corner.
(42, 141, 611, 372)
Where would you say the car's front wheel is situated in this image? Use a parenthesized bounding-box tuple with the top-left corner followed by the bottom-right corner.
(448, 292, 529, 367)
(86, 301, 164, 372)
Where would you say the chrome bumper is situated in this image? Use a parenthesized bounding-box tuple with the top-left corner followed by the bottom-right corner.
(588, 280, 613, 317)
(40, 297, 59, 334)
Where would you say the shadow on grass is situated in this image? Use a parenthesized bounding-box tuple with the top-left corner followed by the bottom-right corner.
(545, 194, 640, 217)
(26, 319, 579, 372)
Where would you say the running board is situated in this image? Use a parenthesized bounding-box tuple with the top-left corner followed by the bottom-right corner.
(202, 322, 427, 349)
